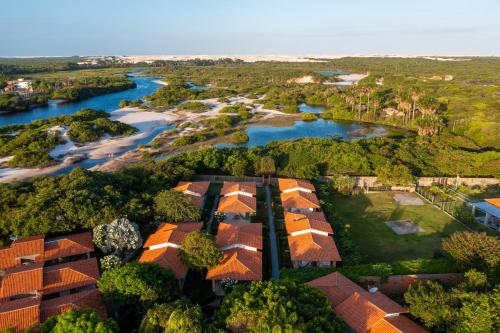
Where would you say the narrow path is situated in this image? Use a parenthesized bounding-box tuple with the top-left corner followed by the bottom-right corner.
(264, 185, 280, 279)
(205, 195, 219, 234)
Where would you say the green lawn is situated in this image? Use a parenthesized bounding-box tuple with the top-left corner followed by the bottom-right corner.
(331, 192, 469, 263)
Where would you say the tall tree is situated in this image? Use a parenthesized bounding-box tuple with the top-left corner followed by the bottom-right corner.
(179, 231, 223, 270)
(154, 190, 201, 222)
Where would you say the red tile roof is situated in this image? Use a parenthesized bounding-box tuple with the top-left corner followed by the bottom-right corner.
(284, 211, 327, 223)
(220, 182, 257, 196)
(0, 263, 44, 301)
(217, 194, 256, 213)
(206, 248, 262, 281)
(0, 297, 40, 333)
(280, 190, 320, 209)
(306, 272, 427, 333)
(42, 258, 100, 296)
(0, 232, 94, 271)
(174, 181, 210, 207)
(216, 223, 263, 250)
(288, 233, 341, 263)
(278, 178, 315, 192)
(285, 216, 333, 235)
(143, 223, 202, 248)
(40, 288, 107, 322)
(0, 236, 44, 271)
(138, 247, 188, 279)
(43, 232, 94, 262)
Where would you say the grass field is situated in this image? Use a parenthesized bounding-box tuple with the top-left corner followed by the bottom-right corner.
(331, 191, 469, 263)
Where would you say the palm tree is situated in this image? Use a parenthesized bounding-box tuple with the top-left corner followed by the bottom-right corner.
(372, 99, 380, 120)
(411, 90, 421, 121)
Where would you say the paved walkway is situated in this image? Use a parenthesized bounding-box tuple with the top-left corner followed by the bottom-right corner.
(264, 185, 280, 279)
(205, 195, 219, 234)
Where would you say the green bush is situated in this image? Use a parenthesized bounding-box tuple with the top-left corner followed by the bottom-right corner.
(231, 131, 249, 144)
(302, 113, 318, 121)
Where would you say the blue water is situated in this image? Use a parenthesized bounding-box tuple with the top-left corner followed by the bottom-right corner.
(319, 71, 350, 76)
(217, 119, 390, 148)
(298, 103, 325, 113)
(0, 76, 162, 126)
(0, 75, 173, 175)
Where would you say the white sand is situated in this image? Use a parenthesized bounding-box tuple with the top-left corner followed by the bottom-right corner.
(0, 108, 178, 183)
(152, 79, 168, 86)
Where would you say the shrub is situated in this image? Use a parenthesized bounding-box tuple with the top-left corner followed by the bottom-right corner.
(231, 131, 249, 144)
(302, 113, 318, 121)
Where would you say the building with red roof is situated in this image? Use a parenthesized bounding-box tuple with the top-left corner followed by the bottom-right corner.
(217, 182, 257, 222)
(278, 178, 315, 194)
(0, 256, 105, 333)
(0, 232, 94, 272)
(207, 222, 262, 295)
(307, 272, 428, 333)
(280, 190, 320, 213)
(173, 181, 210, 209)
(138, 222, 203, 287)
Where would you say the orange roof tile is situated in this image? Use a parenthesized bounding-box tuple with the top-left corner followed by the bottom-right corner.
(0, 263, 44, 300)
(278, 178, 315, 192)
(174, 181, 210, 196)
(306, 272, 425, 333)
(143, 223, 203, 248)
(280, 190, 320, 209)
(0, 236, 44, 271)
(220, 182, 257, 196)
(40, 288, 107, 322)
(485, 198, 500, 208)
(138, 247, 188, 279)
(206, 248, 262, 281)
(43, 232, 94, 262)
(284, 211, 327, 223)
(288, 233, 341, 262)
(216, 223, 263, 250)
(0, 297, 40, 333)
(217, 194, 256, 213)
(42, 258, 100, 296)
(334, 292, 388, 333)
(285, 217, 333, 235)
(368, 315, 429, 333)
(306, 272, 405, 313)
(174, 181, 210, 207)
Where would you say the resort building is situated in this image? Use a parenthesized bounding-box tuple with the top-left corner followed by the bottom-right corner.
(206, 222, 262, 296)
(285, 212, 341, 268)
(3, 79, 33, 96)
(173, 181, 210, 209)
(138, 222, 203, 287)
(0, 232, 94, 272)
(473, 198, 500, 231)
(278, 178, 315, 194)
(217, 182, 257, 222)
(307, 272, 428, 333)
(0, 233, 105, 333)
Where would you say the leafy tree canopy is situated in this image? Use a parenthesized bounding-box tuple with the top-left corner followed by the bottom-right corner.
(40, 309, 119, 333)
(216, 280, 345, 333)
(154, 190, 201, 222)
(180, 231, 223, 270)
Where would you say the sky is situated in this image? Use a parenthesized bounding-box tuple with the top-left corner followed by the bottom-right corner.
(1, 0, 499, 56)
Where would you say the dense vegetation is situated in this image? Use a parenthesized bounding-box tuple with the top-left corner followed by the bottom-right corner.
(0, 76, 136, 112)
(0, 109, 136, 167)
(147, 57, 500, 148)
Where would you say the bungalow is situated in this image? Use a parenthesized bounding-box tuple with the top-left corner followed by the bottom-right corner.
(217, 182, 257, 222)
(278, 178, 315, 194)
(207, 222, 262, 296)
(285, 212, 341, 268)
(0, 258, 106, 333)
(473, 198, 500, 231)
(173, 181, 210, 209)
(220, 181, 256, 197)
(307, 272, 428, 333)
(138, 222, 203, 288)
(280, 190, 320, 213)
(0, 232, 94, 273)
